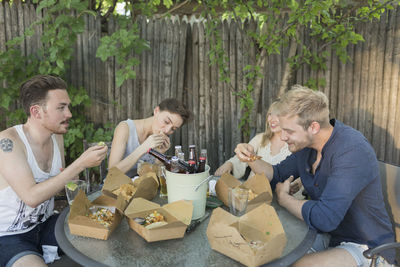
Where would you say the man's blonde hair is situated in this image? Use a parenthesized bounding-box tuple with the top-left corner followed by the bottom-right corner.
(276, 85, 330, 130)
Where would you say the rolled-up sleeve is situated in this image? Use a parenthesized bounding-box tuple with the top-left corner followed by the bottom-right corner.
(271, 153, 299, 190)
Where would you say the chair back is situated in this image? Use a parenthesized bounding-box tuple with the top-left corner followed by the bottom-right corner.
(83, 140, 111, 193)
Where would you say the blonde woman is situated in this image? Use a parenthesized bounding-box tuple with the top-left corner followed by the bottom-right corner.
(215, 102, 291, 178)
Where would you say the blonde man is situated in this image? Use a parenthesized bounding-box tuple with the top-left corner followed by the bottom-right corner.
(235, 85, 395, 266)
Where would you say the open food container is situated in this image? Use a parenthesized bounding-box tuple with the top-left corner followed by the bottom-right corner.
(206, 203, 287, 267)
(102, 167, 159, 205)
(68, 190, 124, 240)
(124, 197, 193, 242)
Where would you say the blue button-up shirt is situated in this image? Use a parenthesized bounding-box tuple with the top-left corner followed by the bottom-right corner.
(272, 119, 395, 262)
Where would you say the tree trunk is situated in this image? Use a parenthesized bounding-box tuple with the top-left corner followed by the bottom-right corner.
(278, 37, 297, 97)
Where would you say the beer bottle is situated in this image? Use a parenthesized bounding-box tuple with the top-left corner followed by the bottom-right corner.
(188, 145, 198, 173)
(148, 149, 192, 174)
(170, 156, 181, 173)
(177, 152, 185, 161)
(148, 148, 171, 170)
(198, 149, 207, 173)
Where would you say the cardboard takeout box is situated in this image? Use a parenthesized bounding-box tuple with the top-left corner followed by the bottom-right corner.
(215, 173, 273, 211)
(68, 190, 124, 240)
(206, 204, 287, 267)
(102, 167, 159, 204)
(124, 197, 193, 242)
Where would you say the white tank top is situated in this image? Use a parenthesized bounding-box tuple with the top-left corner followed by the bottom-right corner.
(0, 125, 62, 236)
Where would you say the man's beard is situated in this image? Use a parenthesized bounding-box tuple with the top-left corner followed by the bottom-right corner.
(43, 120, 69, 134)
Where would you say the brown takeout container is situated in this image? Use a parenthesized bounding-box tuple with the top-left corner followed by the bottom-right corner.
(206, 203, 287, 267)
(124, 197, 193, 242)
(102, 167, 159, 206)
(68, 190, 124, 240)
(215, 173, 273, 211)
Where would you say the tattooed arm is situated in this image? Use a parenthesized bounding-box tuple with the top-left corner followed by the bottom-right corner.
(0, 129, 107, 208)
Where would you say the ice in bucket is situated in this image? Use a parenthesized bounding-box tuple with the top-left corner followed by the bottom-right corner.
(65, 180, 87, 205)
(165, 165, 210, 220)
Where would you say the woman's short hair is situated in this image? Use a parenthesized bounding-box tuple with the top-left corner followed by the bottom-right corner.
(276, 85, 330, 130)
(20, 75, 67, 116)
(158, 98, 193, 125)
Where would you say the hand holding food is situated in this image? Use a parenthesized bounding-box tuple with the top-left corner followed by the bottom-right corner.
(141, 133, 170, 152)
(234, 143, 256, 162)
(156, 132, 171, 153)
(249, 154, 262, 162)
(97, 141, 106, 146)
(78, 145, 108, 168)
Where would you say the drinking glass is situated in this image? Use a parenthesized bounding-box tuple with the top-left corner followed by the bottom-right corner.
(65, 180, 87, 205)
(228, 187, 249, 216)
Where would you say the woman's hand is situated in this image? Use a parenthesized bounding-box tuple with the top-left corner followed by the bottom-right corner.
(157, 134, 171, 153)
(215, 161, 233, 176)
(140, 133, 170, 152)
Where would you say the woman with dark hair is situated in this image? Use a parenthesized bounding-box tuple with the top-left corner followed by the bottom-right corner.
(109, 98, 193, 177)
(215, 102, 291, 178)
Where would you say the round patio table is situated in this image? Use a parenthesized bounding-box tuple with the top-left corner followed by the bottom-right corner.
(55, 192, 316, 267)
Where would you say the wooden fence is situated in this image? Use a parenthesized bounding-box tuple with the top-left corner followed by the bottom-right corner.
(1, 2, 400, 171)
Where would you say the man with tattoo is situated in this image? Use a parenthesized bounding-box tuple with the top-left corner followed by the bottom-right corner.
(0, 75, 108, 267)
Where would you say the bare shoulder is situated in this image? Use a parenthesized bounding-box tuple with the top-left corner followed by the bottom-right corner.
(113, 121, 129, 142)
(0, 127, 24, 154)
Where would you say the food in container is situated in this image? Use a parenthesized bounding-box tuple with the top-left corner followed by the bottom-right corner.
(88, 207, 115, 229)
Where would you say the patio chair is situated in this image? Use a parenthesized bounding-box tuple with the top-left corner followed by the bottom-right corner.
(83, 139, 111, 193)
(363, 161, 400, 266)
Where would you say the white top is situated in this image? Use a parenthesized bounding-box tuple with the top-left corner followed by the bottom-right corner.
(227, 133, 291, 179)
(0, 125, 62, 236)
(123, 119, 155, 178)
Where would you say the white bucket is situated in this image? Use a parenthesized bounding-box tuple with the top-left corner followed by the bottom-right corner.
(165, 165, 210, 220)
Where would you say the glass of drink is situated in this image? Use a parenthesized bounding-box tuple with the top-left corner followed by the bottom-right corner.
(65, 180, 87, 205)
(228, 187, 249, 216)
(158, 165, 168, 198)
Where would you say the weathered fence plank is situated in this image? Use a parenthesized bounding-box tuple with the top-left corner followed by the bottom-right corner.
(1, 3, 400, 168)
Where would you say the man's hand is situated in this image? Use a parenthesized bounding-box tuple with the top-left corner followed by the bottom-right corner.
(215, 161, 233, 176)
(234, 143, 255, 162)
(289, 178, 302, 195)
(276, 175, 294, 206)
(77, 145, 108, 169)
